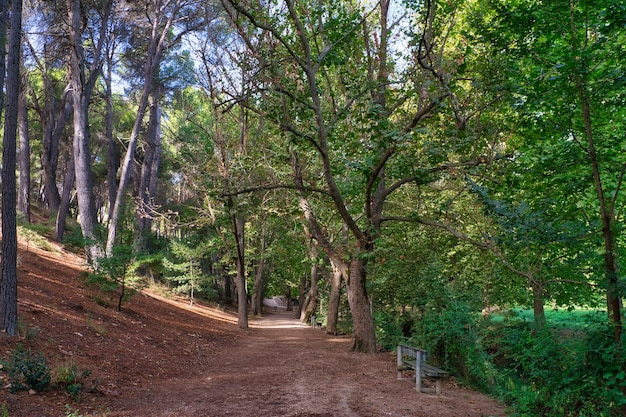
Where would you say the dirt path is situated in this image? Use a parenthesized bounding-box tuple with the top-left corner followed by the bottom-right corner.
(103, 310, 508, 417)
(2, 244, 508, 416)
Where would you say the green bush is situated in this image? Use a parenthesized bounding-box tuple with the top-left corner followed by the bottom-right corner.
(411, 303, 498, 392)
(54, 360, 95, 401)
(374, 309, 404, 351)
(1, 344, 51, 393)
(484, 316, 626, 417)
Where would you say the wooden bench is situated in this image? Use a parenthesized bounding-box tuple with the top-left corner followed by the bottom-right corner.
(397, 344, 448, 394)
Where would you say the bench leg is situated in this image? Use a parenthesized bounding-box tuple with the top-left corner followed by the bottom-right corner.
(435, 379, 442, 395)
(415, 351, 422, 392)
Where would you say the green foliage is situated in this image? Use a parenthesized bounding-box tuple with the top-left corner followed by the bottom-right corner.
(373, 309, 404, 351)
(88, 239, 139, 312)
(17, 224, 55, 252)
(411, 302, 498, 391)
(1, 402, 8, 417)
(1, 344, 51, 393)
(484, 315, 626, 416)
(128, 252, 165, 286)
(63, 225, 88, 253)
(54, 360, 95, 401)
(163, 237, 216, 304)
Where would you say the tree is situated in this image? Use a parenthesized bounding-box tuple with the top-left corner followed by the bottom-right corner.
(476, 0, 626, 343)
(219, 0, 496, 352)
(66, 0, 113, 262)
(18, 67, 31, 222)
(164, 238, 211, 305)
(1, 0, 23, 336)
(106, 0, 206, 256)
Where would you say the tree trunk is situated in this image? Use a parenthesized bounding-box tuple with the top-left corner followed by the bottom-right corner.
(296, 273, 307, 318)
(326, 259, 344, 335)
(1, 0, 22, 336)
(40, 91, 71, 214)
(251, 258, 266, 317)
(300, 261, 319, 325)
(531, 277, 546, 329)
(104, 53, 117, 213)
(106, 2, 179, 256)
(346, 256, 377, 353)
(575, 73, 622, 343)
(67, 0, 111, 263)
(284, 285, 293, 311)
(18, 73, 30, 222)
(232, 210, 248, 329)
(55, 156, 75, 242)
(136, 98, 162, 250)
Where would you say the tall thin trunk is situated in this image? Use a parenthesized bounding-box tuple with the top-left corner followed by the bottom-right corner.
(18, 72, 30, 222)
(55, 156, 76, 242)
(107, 1, 180, 255)
(41, 91, 71, 213)
(104, 53, 117, 214)
(569, 0, 622, 343)
(296, 273, 307, 318)
(231, 210, 248, 329)
(136, 98, 162, 250)
(68, 0, 112, 261)
(576, 76, 622, 342)
(326, 259, 344, 335)
(1, 0, 22, 336)
(68, 0, 99, 262)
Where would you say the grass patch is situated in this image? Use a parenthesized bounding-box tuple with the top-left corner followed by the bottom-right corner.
(488, 307, 605, 330)
(17, 224, 56, 252)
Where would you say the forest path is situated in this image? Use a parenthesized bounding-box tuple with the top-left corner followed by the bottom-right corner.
(103, 309, 507, 417)
(4, 233, 508, 417)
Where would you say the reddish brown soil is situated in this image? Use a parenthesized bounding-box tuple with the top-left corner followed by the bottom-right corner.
(1, 241, 509, 417)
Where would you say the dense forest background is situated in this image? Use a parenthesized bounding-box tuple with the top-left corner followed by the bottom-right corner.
(0, 0, 624, 415)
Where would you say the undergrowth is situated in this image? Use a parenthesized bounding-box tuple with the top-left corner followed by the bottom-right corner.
(379, 305, 626, 416)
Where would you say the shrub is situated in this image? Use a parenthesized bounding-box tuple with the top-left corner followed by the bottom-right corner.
(374, 309, 404, 351)
(54, 360, 95, 401)
(484, 315, 626, 417)
(1, 344, 51, 393)
(412, 303, 498, 392)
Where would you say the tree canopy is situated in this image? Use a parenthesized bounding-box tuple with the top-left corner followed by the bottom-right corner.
(0, 0, 625, 413)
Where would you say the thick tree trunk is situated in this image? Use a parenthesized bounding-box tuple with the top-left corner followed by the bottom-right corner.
(67, 0, 111, 262)
(346, 256, 377, 353)
(284, 285, 293, 311)
(18, 76, 30, 222)
(1, 0, 22, 336)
